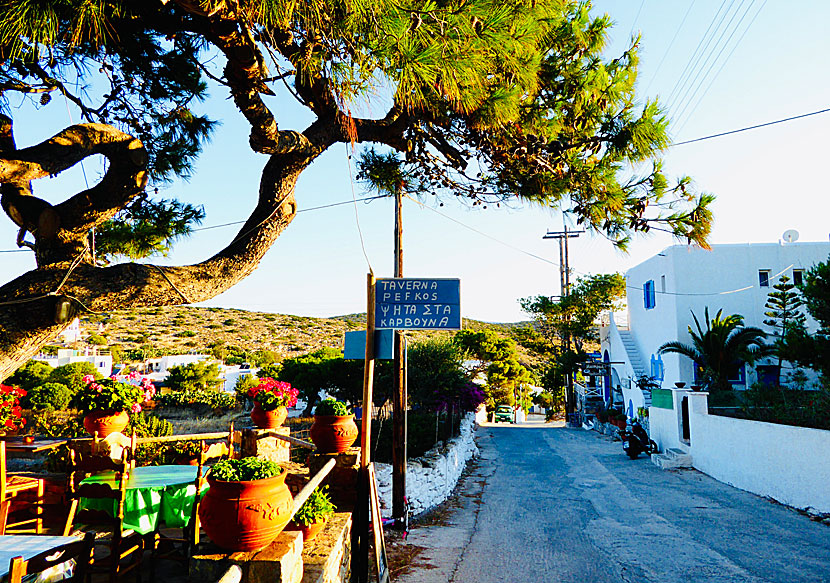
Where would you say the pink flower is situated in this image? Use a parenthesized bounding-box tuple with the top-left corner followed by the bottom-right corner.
(82, 375, 94, 384)
(131, 403, 142, 413)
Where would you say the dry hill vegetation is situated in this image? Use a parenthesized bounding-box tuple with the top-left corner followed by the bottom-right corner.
(70, 307, 538, 368)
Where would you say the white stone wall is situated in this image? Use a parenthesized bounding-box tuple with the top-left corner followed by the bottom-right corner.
(375, 411, 479, 518)
(649, 391, 830, 513)
(686, 392, 830, 513)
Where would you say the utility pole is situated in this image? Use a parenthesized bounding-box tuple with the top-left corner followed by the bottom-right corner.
(543, 224, 583, 424)
(392, 182, 407, 527)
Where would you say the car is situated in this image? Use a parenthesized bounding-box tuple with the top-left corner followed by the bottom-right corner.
(494, 405, 514, 423)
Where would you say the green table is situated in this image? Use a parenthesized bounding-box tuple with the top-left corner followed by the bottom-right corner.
(79, 465, 206, 535)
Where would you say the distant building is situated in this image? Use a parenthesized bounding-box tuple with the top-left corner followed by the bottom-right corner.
(57, 318, 82, 344)
(600, 240, 830, 417)
(34, 348, 113, 377)
(141, 354, 211, 384)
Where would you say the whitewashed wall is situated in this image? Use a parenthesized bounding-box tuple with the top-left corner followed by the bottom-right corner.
(375, 411, 479, 518)
(649, 391, 830, 513)
(648, 405, 683, 452)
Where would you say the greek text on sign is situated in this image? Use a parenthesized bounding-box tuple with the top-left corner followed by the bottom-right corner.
(375, 278, 461, 330)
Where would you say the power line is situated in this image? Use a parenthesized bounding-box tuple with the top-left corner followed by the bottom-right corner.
(402, 194, 561, 268)
(664, 0, 732, 109)
(671, 107, 830, 146)
(674, 0, 768, 134)
(672, 0, 757, 128)
(643, 0, 698, 96)
(668, 0, 745, 116)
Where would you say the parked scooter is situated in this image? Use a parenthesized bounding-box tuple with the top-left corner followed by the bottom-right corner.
(620, 419, 658, 459)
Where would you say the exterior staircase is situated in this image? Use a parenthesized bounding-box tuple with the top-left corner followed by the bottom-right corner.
(618, 330, 652, 407)
(651, 448, 693, 470)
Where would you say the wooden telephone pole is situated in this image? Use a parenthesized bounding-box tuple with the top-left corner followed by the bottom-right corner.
(542, 224, 583, 423)
(392, 183, 407, 526)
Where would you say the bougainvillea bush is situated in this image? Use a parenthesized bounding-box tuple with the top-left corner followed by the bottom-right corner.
(0, 384, 26, 431)
(248, 378, 298, 411)
(72, 374, 155, 415)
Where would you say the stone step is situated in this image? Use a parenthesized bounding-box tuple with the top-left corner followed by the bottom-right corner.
(651, 448, 693, 470)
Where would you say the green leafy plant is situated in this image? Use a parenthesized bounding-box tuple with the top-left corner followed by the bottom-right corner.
(208, 457, 283, 482)
(126, 411, 174, 466)
(155, 388, 237, 411)
(167, 440, 205, 459)
(71, 376, 152, 415)
(315, 398, 349, 417)
(293, 486, 336, 526)
(28, 382, 72, 410)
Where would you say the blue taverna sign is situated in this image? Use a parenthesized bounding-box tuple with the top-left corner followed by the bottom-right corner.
(374, 278, 461, 330)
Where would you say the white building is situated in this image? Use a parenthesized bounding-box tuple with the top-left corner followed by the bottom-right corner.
(601, 240, 830, 418)
(34, 348, 113, 377)
(56, 318, 82, 344)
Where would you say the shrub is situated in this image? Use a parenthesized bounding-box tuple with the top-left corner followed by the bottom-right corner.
(315, 398, 348, 416)
(155, 388, 237, 411)
(47, 362, 101, 394)
(293, 486, 336, 526)
(209, 457, 282, 481)
(128, 412, 174, 466)
(5, 360, 53, 392)
(28, 382, 72, 410)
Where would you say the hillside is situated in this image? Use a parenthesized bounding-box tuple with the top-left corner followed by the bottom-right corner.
(72, 307, 536, 366)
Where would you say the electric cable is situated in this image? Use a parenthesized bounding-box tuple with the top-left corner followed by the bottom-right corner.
(345, 144, 374, 275)
(643, 0, 697, 96)
(672, 0, 757, 129)
(667, 0, 744, 116)
(674, 0, 768, 134)
(664, 0, 731, 109)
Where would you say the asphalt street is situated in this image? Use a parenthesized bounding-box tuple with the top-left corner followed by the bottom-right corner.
(395, 416, 830, 583)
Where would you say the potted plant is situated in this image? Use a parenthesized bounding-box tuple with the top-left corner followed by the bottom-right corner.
(73, 374, 155, 437)
(310, 398, 359, 454)
(167, 440, 206, 465)
(596, 409, 609, 424)
(614, 412, 628, 429)
(287, 486, 336, 541)
(0, 384, 27, 435)
(248, 378, 299, 429)
(198, 457, 293, 552)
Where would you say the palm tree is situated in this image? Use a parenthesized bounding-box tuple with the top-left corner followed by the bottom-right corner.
(659, 308, 768, 392)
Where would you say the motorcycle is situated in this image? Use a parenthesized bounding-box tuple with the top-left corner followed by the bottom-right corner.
(620, 419, 658, 459)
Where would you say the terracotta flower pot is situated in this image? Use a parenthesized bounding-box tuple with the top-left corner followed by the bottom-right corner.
(310, 414, 359, 453)
(83, 410, 129, 438)
(199, 472, 294, 552)
(286, 518, 327, 542)
(251, 403, 288, 429)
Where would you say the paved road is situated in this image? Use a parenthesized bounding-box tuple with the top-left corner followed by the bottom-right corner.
(395, 417, 830, 583)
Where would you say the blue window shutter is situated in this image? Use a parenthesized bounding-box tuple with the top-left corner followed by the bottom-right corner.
(644, 280, 655, 309)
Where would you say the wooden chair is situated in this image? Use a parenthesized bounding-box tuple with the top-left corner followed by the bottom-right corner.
(0, 440, 44, 533)
(147, 433, 233, 582)
(8, 531, 95, 583)
(63, 444, 144, 583)
(0, 499, 9, 535)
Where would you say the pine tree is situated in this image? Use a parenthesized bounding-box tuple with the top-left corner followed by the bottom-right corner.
(763, 275, 806, 386)
(0, 1, 715, 377)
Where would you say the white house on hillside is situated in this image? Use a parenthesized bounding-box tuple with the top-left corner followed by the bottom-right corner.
(34, 348, 113, 377)
(600, 239, 830, 417)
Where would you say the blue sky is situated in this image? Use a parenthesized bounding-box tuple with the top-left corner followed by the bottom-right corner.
(2, 1, 829, 323)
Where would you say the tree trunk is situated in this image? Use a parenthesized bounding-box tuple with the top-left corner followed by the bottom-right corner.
(0, 152, 308, 380)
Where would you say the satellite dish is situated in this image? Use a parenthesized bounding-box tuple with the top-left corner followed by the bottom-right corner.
(782, 229, 799, 243)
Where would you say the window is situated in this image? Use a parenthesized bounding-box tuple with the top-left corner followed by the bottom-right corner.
(660, 275, 666, 293)
(650, 354, 664, 381)
(793, 269, 804, 287)
(643, 280, 656, 309)
(758, 270, 770, 287)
